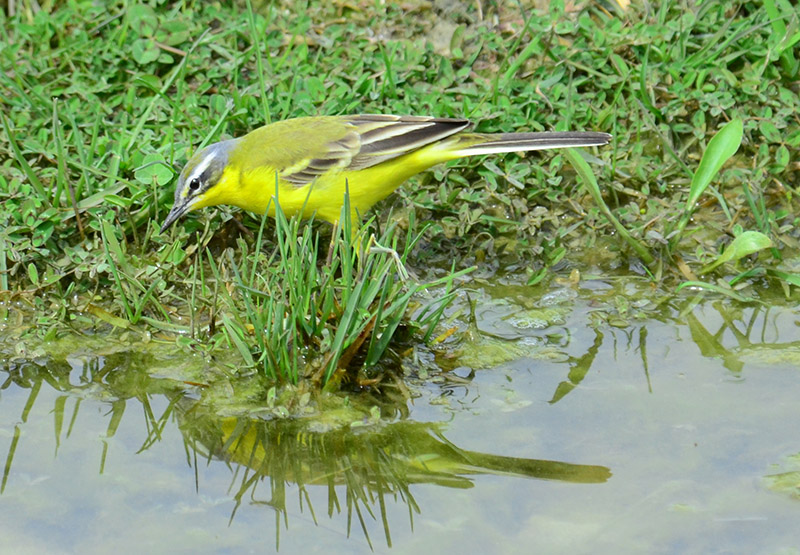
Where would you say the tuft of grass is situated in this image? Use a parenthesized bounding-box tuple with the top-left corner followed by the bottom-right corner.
(763, 0, 800, 78)
(207, 192, 471, 386)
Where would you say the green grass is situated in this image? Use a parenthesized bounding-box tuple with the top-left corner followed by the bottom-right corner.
(1, 0, 800, 390)
(209, 195, 471, 385)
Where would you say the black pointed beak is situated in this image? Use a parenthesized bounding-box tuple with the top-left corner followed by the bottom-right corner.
(160, 199, 192, 233)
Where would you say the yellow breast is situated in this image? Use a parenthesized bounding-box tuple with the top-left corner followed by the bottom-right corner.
(214, 144, 457, 224)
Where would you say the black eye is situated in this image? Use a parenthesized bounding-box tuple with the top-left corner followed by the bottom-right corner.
(188, 177, 201, 192)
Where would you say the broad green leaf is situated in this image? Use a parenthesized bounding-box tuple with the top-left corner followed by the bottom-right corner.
(134, 154, 175, 186)
(127, 4, 158, 36)
(131, 38, 160, 65)
(672, 118, 745, 248)
(685, 118, 743, 211)
(27, 263, 39, 286)
(699, 231, 772, 274)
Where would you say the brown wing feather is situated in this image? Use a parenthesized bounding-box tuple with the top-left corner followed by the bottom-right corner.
(282, 130, 361, 185)
(348, 115, 471, 169)
(282, 115, 471, 185)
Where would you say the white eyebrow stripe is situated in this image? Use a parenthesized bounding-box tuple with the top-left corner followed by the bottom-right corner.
(185, 150, 216, 183)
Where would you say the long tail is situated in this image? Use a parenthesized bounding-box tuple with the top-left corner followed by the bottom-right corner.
(447, 131, 612, 157)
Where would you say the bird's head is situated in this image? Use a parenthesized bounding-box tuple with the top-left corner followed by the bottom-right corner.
(160, 139, 236, 232)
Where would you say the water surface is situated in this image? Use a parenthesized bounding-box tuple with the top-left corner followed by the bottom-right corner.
(1, 278, 799, 553)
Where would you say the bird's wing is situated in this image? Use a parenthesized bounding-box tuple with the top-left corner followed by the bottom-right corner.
(281, 115, 470, 186)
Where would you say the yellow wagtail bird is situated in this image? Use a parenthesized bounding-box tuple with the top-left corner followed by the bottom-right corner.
(160, 114, 611, 232)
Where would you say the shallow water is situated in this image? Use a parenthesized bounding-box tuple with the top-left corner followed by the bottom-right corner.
(1, 277, 799, 554)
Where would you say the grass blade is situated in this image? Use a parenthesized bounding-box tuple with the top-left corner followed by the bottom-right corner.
(564, 149, 654, 266)
(1, 111, 50, 204)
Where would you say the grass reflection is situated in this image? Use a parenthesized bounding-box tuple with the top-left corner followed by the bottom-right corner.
(0, 348, 610, 550)
(177, 402, 611, 549)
